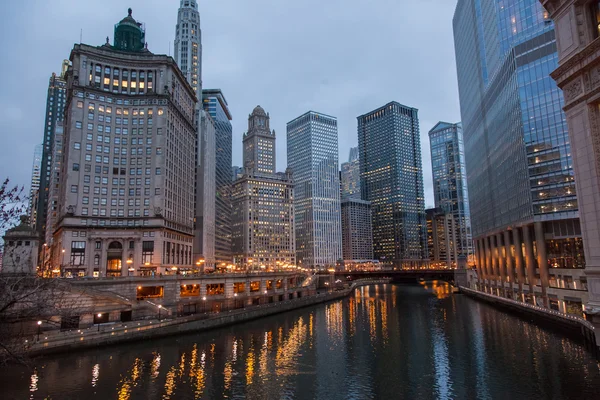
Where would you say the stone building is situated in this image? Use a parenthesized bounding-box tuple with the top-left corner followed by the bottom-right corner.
(540, 0, 600, 317)
(2, 216, 40, 275)
(231, 106, 296, 270)
(341, 199, 374, 266)
(52, 9, 197, 277)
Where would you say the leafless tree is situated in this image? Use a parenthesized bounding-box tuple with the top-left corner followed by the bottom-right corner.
(0, 178, 28, 236)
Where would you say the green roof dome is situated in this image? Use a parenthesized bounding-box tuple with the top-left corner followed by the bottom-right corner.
(113, 8, 146, 52)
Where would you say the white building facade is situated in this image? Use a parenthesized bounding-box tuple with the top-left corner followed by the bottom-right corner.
(287, 111, 342, 269)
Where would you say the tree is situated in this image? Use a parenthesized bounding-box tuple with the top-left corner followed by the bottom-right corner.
(0, 178, 28, 236)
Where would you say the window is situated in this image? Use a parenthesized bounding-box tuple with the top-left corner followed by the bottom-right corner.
(74, 142, 81, 150)
(592, 2, 600, 39)
(75, 121, 82, 129)
(71, 185, 78, 193)
(155, 168, 161, 175)
(70, 241, 86, 266)
(73, 163, 80, 171)
(77, 101, 83, 109)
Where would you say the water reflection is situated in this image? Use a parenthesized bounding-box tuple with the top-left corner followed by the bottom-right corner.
(2, 282, 600, 400)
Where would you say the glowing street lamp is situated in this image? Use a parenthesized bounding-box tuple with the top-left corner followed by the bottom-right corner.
(37, 320, 42, 341)
(158, 305, 162, 321)
(97, 313, 102, 332)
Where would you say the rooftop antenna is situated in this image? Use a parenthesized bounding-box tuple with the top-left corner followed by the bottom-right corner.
(80, 28, 83, 43)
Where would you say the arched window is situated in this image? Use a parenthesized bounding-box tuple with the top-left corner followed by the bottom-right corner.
(108, 241, 123, 250)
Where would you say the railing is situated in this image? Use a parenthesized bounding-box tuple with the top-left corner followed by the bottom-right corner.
(460, 286, 595, 331)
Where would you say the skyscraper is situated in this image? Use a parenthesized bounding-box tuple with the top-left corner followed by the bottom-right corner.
(341, 199, 374, 265)
(36, 61, 69, 236)
(341, 147, 361, 201)
(174, 0, 201, 97)
(357, 102, 428, 268)
(174, 0, 214, 270)
(202, 89, 232, 266)
(28, 144, 43, 226)
(428, 122, 473, 266)
(540, 0, 600, 319)
(454, 0, 586, 311)
(244, 106, 276, 174)
(287, 111, 342, 269)
(53, 9, 197, 277)
(426, 207, 459, 269)
(231, 106, 295, 270)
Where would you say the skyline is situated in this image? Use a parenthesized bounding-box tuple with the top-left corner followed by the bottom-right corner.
(0, 0, 461, 208)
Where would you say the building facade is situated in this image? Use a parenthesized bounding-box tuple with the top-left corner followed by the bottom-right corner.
(52, 10, 197, 278)
(428, 122, 474, 266)
(203, 89, 233, 267)
(357, 102, 428, 268)
(426, 208, 458, 269)
(174, 0, 201, 98)
(36, 61, 69, 236)
(454, 0, 587, 312)
(540, 0, 600, 319)
(341, 199, 374, 264)
(341, 146, 361, 201)
(287, 111, 343, 269)
(231, 106, 295, 270)
(28, 144, 43, 227)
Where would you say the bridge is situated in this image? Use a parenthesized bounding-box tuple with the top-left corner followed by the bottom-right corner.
(315, 269, 456, 287)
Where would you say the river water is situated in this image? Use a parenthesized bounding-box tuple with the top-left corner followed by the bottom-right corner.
(1, 282, 600, 400)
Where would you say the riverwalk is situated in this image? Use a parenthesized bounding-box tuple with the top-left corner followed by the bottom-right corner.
(23, 278, 390, 357)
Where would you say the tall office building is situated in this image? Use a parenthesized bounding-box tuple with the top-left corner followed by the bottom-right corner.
(53, 9, 197, 277)
(428, 122, 473, 267)
(287, 111, 342, 269)
(202, 89, 232, 266)
(341, 147, 361, 201)
(28, 144, 43, 226)
(174, 0, 201, 97)
(454, 0, 586, 312)
(540, 1, 600, 317)
(426, 208, 458, 268)
(174, 0, 215, 270)
(341, 199, 374, 265)
(45, 124, 64, 258)
(231, 106, 295, 270)
(36, 61, 69, 235)
(358, 102, 428, 268)
(243, 106, 276, 174)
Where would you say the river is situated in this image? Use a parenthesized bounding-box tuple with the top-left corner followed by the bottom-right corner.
(1, 282, 600, 399)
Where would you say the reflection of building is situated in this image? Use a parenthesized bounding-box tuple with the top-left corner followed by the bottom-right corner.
(341, 199, 374, 266)
(540, 0, 600, 318)
(36, 61, 69, 236)
(454, 0, 586, 311)
(426, 208, 457, 268)
(53, 10, 197, 277)
(202, 89, 233, 266)
(428, 122, 473, 265)
(341, 147, 361, 201)
(287, 111, 343, 269)
(28, 144, 43, 226)
(357, 102, 428, 268)
(231, 106, 296, 270)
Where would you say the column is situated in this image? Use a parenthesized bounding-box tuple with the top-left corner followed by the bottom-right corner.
(496, 233, 507, 297)
(483, 237, 492, 292)
(504, 230, 515, 298)
(534, 221, 550, 308)
(490, 236, 498, 294)
(522, 225, 537, 301)
(512, 228, 526, 299)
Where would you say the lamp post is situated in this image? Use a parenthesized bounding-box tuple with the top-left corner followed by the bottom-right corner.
(97, 313, 102, 332)
(61, 249, 66, 277)
(37, 320, 42, 342)
(126, 258, 133, 277)
(202, 296, 207, 313)
(158, 305, 162, 321)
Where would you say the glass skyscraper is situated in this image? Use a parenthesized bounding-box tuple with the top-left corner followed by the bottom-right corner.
(357, 102, 427, 268)
(454, 0, 586, 311)
(287, 111, 342, 269)
(28, 144, 43, 226)
(36, 61, 68, 236)
(203, 89, 233, 266)
(341, 147, 361, 201)
(428, 122, 473, 266)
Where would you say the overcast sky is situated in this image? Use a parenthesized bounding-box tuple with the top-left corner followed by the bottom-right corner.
(0, 0, 460, 208)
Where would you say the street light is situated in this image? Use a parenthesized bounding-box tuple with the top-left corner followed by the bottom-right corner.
(97, 313, 102, 332)
(158, 305, 162, 321)
(37, 320, 42, 341)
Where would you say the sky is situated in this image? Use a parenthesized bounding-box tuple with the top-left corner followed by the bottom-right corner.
(0, 0, 461, 208)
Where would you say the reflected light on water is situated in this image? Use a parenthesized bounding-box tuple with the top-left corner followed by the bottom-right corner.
(246, 341, 255, 385)
(29, 371, 38, 399)
(163, 366, 177, 399)
(150, 352, 161, 379)
(92, 363, 100, 387)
